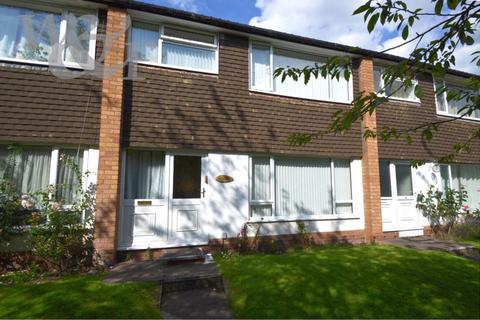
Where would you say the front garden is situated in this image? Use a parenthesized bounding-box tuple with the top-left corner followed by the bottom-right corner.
(217, 244, 480, 319)
(0, 274, 161, 319)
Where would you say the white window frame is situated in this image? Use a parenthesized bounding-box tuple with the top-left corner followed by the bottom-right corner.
(129, 22, 219, 75)
(374, 66, 420, 103)
(0, 1, 98, 70)
(248, 156, 357, 222)
(434, 80, 480, 122)
(248, 41, 354, 104)
(0, 145, 92, 225)
(380, 161, 415, 200)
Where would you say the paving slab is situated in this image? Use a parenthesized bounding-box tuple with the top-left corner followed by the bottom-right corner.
(385, 237, 475, 253)
(161, 288, 233, 319)
(103, 260, 221, 284)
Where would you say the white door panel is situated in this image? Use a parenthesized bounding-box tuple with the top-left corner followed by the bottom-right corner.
(381, 162, 423, 233)
(119, 152, 208, 249)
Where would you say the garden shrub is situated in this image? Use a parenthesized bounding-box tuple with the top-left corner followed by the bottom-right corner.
(416, 186, 468, 234)
(0, 149, 96, 274)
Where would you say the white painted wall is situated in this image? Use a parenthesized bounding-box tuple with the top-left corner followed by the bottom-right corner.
(204, 153, 250, 240)
(204, 156, 366, 239)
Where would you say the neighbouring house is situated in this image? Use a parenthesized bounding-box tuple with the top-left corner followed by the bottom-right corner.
(0, 0, 478, 264)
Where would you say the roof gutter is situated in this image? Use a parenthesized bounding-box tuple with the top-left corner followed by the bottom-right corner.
(88, 0, 477, 79)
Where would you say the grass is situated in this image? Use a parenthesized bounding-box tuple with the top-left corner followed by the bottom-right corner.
(217, 244, 480, 319)
(0, 274, 162, 319)
(461, 237, 480, 250)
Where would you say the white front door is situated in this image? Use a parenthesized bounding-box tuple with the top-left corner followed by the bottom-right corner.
(118, 151, 208, 250)
(168, 154, 207, 245)
(380, 161, 419, 232)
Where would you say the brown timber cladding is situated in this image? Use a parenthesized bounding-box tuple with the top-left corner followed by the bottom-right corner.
(0, 10, 107, 147)
(376, 75, 480, 164)
(123, 33, 364, 158)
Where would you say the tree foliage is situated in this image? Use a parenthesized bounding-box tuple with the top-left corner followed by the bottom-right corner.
(277, 0, 480, 163)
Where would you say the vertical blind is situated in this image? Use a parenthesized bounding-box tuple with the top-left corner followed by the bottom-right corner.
(56, 149, 84, 204)
(334, 160, 353, 214)
(125, 150, 165, 199)
(273, 49, 329, 100)
(130, 24, 217, 72)
(0, 147, 51, 194)
(452, 164, 480, 209)
(275, 158, 332, 216)
(251, 45, 351, 102)
(251, 157, 270, 201)
(161, 42, 215, 72)
(251, 44, 271, 90)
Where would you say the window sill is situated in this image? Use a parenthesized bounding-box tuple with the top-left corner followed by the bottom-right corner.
(132, 61, 219, 76)
(0, 57, 95, 70)
(249, 88, 352, 105)
(436, 111, 480, 122)
(248, 214, 360, 223)
(383, 96, 421, 104)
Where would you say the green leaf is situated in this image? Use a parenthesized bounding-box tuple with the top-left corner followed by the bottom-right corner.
(353, 2, 371, 15)
(414, 84, 423, 99)
(367, 13, 380, 33)
(402, 26, 409, 40)
(380, 9, 388, 25)
(465, 36, 474, 45)
(447, 0, 459, 10)
(408, 16, 414, 27)
(422, 128, 433, 140)
(434, 0, 443, 15)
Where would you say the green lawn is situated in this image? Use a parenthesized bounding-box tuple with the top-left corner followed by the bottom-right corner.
(0, 274, 161, 319)
(218, 244, 480, 319)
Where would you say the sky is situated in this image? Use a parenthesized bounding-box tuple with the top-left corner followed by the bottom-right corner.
(143, 0, 478, 74)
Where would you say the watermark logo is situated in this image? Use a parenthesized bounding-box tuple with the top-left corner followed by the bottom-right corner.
(16, 12, 140, 80)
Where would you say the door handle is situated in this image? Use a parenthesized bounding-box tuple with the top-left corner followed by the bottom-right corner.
(202, 188, 206, 198)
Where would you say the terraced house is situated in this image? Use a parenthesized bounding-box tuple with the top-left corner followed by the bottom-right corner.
(0, 0, 479, 263)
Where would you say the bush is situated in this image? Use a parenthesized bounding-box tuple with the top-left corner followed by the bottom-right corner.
(29, 155, 95, 273)
(0, 149, 95, 274)
(416, 186, 468, 234)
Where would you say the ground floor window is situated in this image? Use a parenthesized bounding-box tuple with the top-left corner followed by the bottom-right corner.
(441, 164, 480, 209)
(124, 150, 166, 200)
(249, 156, 353, 218)
(0, 145, 86, 204)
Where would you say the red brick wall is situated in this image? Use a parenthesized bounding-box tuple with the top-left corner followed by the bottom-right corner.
(376, 75, 480, 163)
(93, 7, 128, 264)
(122, 33, 363, 158)
(357, 58, 383, 242)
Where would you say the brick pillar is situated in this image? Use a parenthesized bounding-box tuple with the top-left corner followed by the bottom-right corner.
(357, 58, 383, 242)
(94, 7, 128, 264)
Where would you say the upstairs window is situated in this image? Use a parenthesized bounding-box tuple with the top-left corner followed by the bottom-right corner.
(374, 67, 419, 102)
(130, 23, 218, 73)
(250, 43, 352, 103)
(0, 4, 97, 68)
(435, 81, 479, 121)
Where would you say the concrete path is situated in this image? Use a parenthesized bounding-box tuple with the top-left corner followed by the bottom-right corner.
(103, 258, 233, 319)
(103, 260, 221, 283)
(385, 237, 479, 262)
(161, 288, 232, 319)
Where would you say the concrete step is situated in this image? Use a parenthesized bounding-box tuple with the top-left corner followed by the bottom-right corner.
(162, 274, 225, 294)
(160, 288, 232, 319)
(161, 247, 205, 265)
